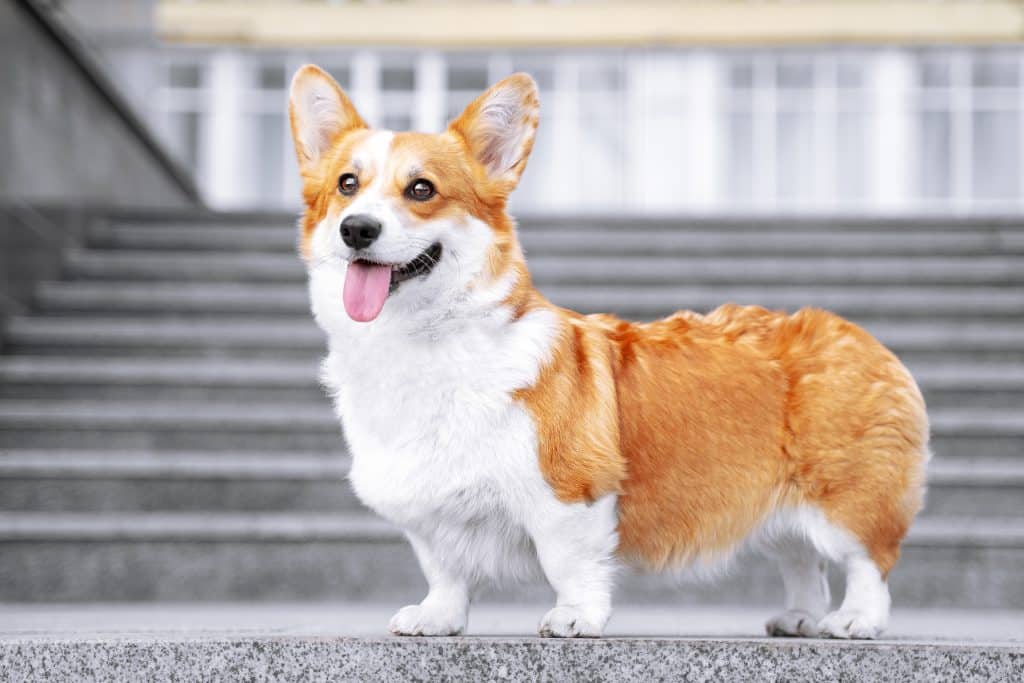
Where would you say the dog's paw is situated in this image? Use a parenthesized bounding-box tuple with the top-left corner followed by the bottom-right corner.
(538, 605, 606, 638)
(817, 610, 884, 639)
(765, 609, 823, 638)
(388, 604, 465, 636)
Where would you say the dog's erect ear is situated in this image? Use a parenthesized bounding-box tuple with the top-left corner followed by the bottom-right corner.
(447, 73, 539, 188)
(288, 65, 367, 173)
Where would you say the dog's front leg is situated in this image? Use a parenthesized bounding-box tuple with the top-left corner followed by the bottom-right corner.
(388, 531, 470, 636)
(529, 495, 619, 638)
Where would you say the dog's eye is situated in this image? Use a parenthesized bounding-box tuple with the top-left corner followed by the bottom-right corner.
(406, 179, 435, 201)
(338, 173, 359, 196)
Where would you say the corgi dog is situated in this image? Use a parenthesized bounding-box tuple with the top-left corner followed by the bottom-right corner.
(287, 65, 929, 639)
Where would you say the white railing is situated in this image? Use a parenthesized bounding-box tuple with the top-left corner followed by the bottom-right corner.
(150, 47, 1024, 215)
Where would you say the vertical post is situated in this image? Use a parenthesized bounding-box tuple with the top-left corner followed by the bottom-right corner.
(871, 49, 916, 213)
(624, 51, 648, 213)
(752, 53, 777, 212)
(204, 49, 250, 209)
(415, 51, 447, 133)
(1019, 51, 1024, 212)
(282, 52, 309, 207)
(351, 51, 381, 128)
(550, 55, 580, 211)
(813, 54, 838, 212)
(950, 50, 973, 215)
(684, 51, 722, 212)
(630, 52, 689, 212)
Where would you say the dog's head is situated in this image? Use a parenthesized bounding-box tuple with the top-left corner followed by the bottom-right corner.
(288, 65, 539, 326)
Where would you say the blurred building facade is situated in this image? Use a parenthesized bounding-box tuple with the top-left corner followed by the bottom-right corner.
(53, 0, 1024, 215)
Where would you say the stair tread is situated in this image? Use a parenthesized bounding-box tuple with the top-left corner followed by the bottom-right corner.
(929, 458, 1024, 483)
(0, 356, 320, 384)
(65, 249, 1024, 284)
(0, 400, 1020, 437)
(0, 511, 1019, 545)
(0, 450, 347, 479)
(0, 511, 396, 540)
(2, 356, 1023, 390)
(96, 224, 1024, 256)
(9, 314, 1024, 344)
(3, 451, 1019, 483)
(0, 399, 336, 429)
(34, 281, 1024, 318)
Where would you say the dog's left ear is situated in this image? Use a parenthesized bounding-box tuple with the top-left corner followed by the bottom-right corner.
(448, 73, 539, 188)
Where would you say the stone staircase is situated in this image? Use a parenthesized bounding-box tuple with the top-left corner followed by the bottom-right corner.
(1, 213, 1022, 607)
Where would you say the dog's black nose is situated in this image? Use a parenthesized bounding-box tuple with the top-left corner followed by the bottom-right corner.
(340, 214, 382, 250)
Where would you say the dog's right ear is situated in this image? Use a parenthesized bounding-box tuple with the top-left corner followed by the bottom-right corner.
(288, 65, 367, 174)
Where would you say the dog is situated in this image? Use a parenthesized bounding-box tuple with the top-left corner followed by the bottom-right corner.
(287, 65, 929, 639)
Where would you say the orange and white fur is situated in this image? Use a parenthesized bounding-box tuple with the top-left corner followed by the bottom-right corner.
(288, 66, 929, 639)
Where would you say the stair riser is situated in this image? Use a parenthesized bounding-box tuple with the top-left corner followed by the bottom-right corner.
(7, 342, 1024, 365)
(64, 262, 1024, 287)
(0, 479, 359, 513)
(0, 385, 325, 402)
(0, 430, 1017, 457)
(919, 391, 1024, 410)
(34, 297, 1024, 320)
(0, 540, 1019, 607)
(922, 485, 1024, 517)
(2, 384, 1020, 410)
(92, 232, 1024, 258)
(2, 341, 321, 360)
(0, 429, 343, 452)
(0, 478, 1015, 516)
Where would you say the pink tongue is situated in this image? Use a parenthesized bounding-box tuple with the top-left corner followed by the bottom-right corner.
(343, 261, 392, 322)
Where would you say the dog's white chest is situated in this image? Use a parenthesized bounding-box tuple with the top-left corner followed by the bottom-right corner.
(319, 307, 559, 581)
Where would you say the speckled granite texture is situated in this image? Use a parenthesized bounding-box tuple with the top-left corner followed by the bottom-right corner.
(2, 604, 1021, 681)
(2, 637, 1022, 682)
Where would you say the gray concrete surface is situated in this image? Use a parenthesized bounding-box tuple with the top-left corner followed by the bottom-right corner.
(0, 1, 197, 325)
(0, 513, 1022, 606)
(0, 604, 1021, 682)
(0, 2, 194, 206)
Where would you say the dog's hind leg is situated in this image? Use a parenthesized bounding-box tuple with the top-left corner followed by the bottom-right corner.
(765, 539, 831, 637)
(817, 552, 891, 639)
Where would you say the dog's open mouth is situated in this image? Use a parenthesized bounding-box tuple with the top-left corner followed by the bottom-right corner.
(342, 243, 442, 323)
(387, 242, 443, 291)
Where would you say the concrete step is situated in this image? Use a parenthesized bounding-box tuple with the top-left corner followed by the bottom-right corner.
(64, 249, 1024, 286)
(0, 451, 1019, 517)
(33, 281, 1024, 319)
(103, 214, 1024, 232)
(0, 401, 1019, 456)
(925, 458, 1024, 516)
(92, 223, 1024, 256)
(0, 356, 325, 401)
(2, 356, 1021, 409)
(1, 604, 1022, 683)
(7, 316, 1024, 363)
(0, 451, 356, 513)
(0, 512, 1020, 607)
(0, 400, 338, 451)
(2, 316, 324, 357)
